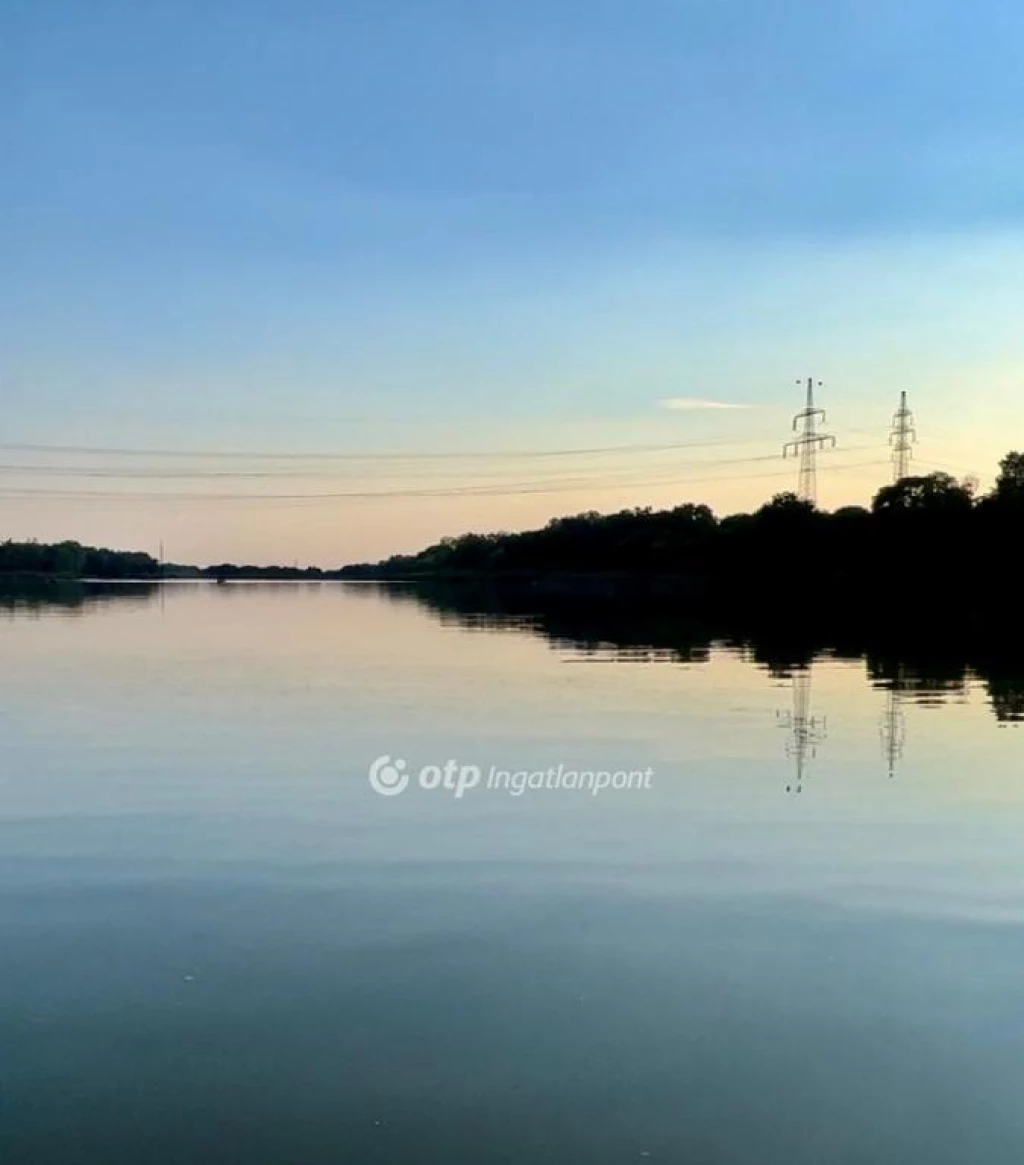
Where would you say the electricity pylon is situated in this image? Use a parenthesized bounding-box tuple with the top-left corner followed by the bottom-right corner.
(777, 668, 827, 794)
(880, 679, 906, 780)
(889, 390, 916, 482)
(783, 377, 835, 505)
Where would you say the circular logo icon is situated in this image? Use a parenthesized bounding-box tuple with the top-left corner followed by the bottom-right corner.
(368, 755, 409, 796)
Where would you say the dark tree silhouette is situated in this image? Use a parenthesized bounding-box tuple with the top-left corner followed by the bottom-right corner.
(0, 540, 160, 579)
(994, 451, 1024, 500)
(871, 472, 974, 516)
(339, 457, 1024, 631)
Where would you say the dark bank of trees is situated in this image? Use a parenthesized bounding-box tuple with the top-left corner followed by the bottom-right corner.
(0, 542, 334, 582)
(0, 540, 160, 579)
(340, 452, 1024, 614)
(203, 563, 328, 581)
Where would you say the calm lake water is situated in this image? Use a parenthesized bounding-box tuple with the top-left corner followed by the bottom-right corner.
(2, 581, 1023, 1164)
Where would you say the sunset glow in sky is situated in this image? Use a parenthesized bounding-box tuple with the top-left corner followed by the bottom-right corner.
(5, 1, 1024, 564)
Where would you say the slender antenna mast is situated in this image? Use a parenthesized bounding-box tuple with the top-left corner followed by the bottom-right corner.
(889, 390, 916, 482)
(783, 377, 835, 504)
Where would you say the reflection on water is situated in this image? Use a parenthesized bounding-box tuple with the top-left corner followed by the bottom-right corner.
(777, 669, 827, 794)
(881, 679, 907, 780)
(384, 580, 1023, 803)
(8, 577, 1021, 722)
(0, 578, 160, 614)
(2, 580, 1024, 1165)
(382, 578, 1024, 725)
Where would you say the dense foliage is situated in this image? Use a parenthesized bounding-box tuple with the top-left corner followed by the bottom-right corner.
(203, 564, 329, 580)
(0, 540, 160, 579)
(340, 453, 1024, 602)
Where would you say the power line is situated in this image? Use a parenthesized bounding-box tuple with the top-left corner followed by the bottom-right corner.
(0, 434, 784, 463)
(0, 451, 786, 480)
(0, 457, 891, 504)
(915, 456, 984, 480)
(0, 447, 879, 481)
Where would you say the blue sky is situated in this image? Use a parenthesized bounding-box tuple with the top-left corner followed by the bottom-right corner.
(3, 0, 1024, 562)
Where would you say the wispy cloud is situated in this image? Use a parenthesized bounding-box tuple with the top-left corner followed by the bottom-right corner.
(659, 397, 752, 411)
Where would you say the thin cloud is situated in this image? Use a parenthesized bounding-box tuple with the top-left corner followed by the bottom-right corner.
(659, 397, 752, 411)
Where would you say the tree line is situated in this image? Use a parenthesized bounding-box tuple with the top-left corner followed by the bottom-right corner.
(339, 452, 1024, 609)
(0, 540, 160, 579)
(0, 542, 335, 581)
(5, 452, 1021, 593)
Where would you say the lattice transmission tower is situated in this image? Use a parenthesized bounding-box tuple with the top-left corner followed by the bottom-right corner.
(783, 377, 835, 504)
(889, 390, 917, 482)
(880, 681, 907, 781)
(777, 668, 827, 794)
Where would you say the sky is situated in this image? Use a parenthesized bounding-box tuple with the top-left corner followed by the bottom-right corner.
(3, 0, 1024, 565)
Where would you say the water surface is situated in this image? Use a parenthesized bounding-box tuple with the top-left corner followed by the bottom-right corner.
(2, 582, 1023, 1163)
